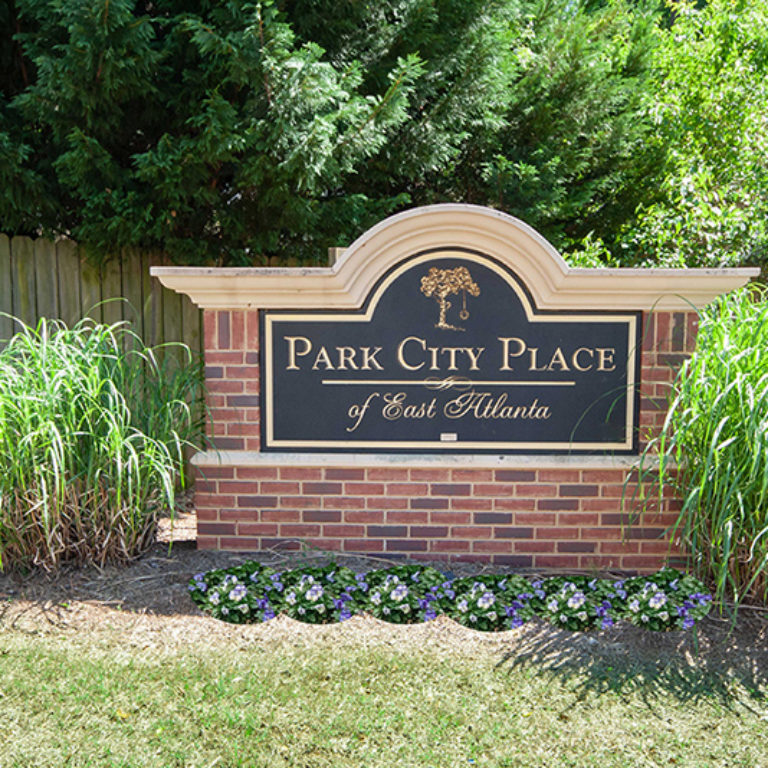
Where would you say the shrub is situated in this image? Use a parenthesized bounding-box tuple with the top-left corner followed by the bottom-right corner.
(644, 284, 768, 605)
(0, 316, 204, 570)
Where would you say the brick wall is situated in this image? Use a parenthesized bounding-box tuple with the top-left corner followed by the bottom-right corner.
(196, 308, 698, 571)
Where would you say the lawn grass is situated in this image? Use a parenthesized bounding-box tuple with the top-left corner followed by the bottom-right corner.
(1, 625, 766, 768)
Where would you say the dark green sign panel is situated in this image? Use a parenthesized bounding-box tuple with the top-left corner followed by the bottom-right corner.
(261, 249, 640, 453)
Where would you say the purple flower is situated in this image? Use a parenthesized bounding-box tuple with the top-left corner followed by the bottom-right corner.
(411, 572, 420, 582)
(443, 588, 456, 600)
(270, 573, 282, 582)
(531, 580, 543, 589)
(601, 616, 614, 629)
(340, 608, 352, 621)
(263, 607, 276, 620)
(682, 616, 695, 630)
(509, 617, 525, 629)
(424, 608, 437, 621)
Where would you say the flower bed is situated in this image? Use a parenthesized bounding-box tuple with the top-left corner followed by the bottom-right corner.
(189, 563, 713, 632)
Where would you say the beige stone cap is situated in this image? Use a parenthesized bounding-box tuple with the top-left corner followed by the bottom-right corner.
(152, 205, 758, 311)
(192, 450, 661, 471)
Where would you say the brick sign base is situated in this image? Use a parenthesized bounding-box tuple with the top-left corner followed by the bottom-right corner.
(193, 307, 691, 570)
(153, 205, 756, 572)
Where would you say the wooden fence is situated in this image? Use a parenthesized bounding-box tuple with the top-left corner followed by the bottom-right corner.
(0, 234, 202, 354)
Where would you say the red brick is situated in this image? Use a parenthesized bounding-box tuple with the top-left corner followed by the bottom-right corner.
(411, 497, 449, 510)
(196, 467, 235, 479)
(279, 467, 323, 480)
(559, 484, 599, 497)
(451, 498, 492, 511)
(431, 511, 471, 524)
(430, 540, 471, 552)
(303, 482, 342, 495)
(197, 536, 219, 550)
(386, 511, 430, 524)
(516, 484, 556, 497)
(430, 483, 471, 496)
(196, 493, 235, 508)
(322, 496, 366, 510)
(492, 555, 534, 567)
(600, 541, 639, 554)
(236, 467, 278, 480)
(474, 512, 512, 524)
(452, 469, 493, 481)
(237, 495, 277, 508)
(495, 470, 535, 482)
(217, 311, 230, 349)
(514, 541, 555, 553)
(219, 537, 262, 550)
(367, 468, 409, 481)
(321, 524, 365, 537)
(368, 497, 408, 510)
(238, 523, 279, 536)
(494, 527, 534, 539)
(580, 556, 621, 570)
(410, 469, 451, 481)
(581, 470, 627, 483)
(537, 499, 578, 511)
(260, 509, 300, 523)
(621, 555, 668, 571)
(208, 380, 244, 394)
(540, 469, 580, 483)
(557, 512, 599, 526)
(344, 510, 384, 524)
(195, 508, 219, 521)
(558, 541, 595, 553)
(280, 495, 322, 509)
(473, 483, 518, 497)
(218, 481, 261, 494)
(386, 483, 429, 496)
(225, 366, 260, 379)
(410, 525, 448, 538)
(231, 310, 245, 350)
(472, 540, 514, 553)
(279, 524, 322, 537)
(534, 526, 580, 539)
(325, 468, 365, 480)
(303, 510, 341, 522)
(344, 482, 385, 495)
(450, 526, 489, 539)
(494, 498, 536, 511)
(206, 351, 244, 365)
(198, 522, 236, 535)
(386, 539, 428, 552)
(343, 539, 384, 552)
(514, 512, 553, 525)
(368, 525, 407, 538)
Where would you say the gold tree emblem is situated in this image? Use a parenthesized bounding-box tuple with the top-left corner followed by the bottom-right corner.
(420, 266, 480, 331)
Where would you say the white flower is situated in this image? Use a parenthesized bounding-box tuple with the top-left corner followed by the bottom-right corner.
(649, 592, 667, 609)
(659, 611, 669, 622)
(457, 599, 469, 614)
(238, 604, 249, 614)
(316, 604, 326, 614)
(286, 591, 297, 605)
(567, 592, 586, 610)
(487, 611, 497, 622)
(629, 599, 640, 613)
(383, 606, 391, 615)
(370, 591, 382, 606)
(641, 614, 650, 623)
(400, 604, 410, 613)
(306, 584, 324, 602)
(559, 614, 568, 623)
(547, 599, 559, 612)
(391, 584, 409, 602)
(209, 592, 220, 606)
(577, 611, 587, 621)
(477, 591, 495, 610)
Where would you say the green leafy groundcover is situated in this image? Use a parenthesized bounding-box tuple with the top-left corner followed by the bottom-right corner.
(189, 563, 712, 632)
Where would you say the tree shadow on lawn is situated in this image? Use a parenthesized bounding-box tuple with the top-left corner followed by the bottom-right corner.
(497, 613, 768, 713)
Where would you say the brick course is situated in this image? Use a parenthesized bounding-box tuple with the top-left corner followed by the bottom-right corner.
(194, 308, 695, 572)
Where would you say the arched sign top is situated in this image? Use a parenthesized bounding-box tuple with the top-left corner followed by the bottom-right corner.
(152, 204, 757, 311)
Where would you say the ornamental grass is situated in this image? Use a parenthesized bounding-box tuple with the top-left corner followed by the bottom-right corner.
(0, 316, 204, 570)
(645, 284, 768, 605)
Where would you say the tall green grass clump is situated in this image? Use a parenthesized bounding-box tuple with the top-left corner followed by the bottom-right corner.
(0, 317, 204, 570)
(647, 284, 768, 605)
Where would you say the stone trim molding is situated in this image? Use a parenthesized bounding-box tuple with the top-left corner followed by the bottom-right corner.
(152, 204, 757, 311)
(192, 450, 660, 472)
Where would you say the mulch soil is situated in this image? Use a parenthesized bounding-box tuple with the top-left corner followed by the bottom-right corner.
(1, 509, 767, 698)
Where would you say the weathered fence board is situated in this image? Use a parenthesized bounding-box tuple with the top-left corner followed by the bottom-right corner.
(0, 235, 12, 342)
(0, 235, 203, 354)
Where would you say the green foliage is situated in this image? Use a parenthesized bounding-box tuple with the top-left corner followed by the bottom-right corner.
(588, 0, 768, 268)
(0, 316, 204, 570)
(189, 562, 713, 631)
(642, 285, 768, 605)
(1, 0, 666, 265)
